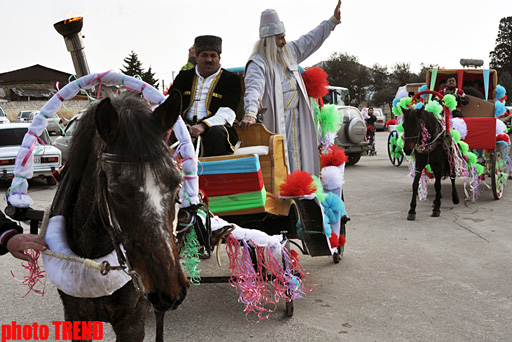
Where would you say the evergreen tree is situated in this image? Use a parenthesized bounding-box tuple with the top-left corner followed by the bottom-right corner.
(142, 66, 159, 89)
(120, 51, 144, 77)
(490, 16, 512, 104)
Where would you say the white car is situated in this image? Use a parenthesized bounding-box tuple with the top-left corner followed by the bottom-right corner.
(15, 110, 64, 135)
(0, 123, 61, 185)
(0, 107, 10, 124)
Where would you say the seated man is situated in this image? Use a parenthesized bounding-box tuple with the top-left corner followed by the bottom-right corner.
(438, 74, 469, 118)
(463, 80, 485, 99)
(170, 35, 241, 156)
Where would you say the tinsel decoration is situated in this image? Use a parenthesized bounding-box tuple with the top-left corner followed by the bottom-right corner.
(451, 118, 468, 139)
(497, 133, 511, 144)
(11, 250, 46, 297)
(279, 170, 317, 197)
(302, 67, 329, 98)
(443, 94, 457, 111)
(321, 144, 348, 167)
(396, 124, 404, 132)
(319, 104, 342, 137)
(399, 97, 413, 109)
(225, 234, 315, 322)
(323, 215, 332, 237)
(179, 228, 201, 284)
(497, 119, 507, 135)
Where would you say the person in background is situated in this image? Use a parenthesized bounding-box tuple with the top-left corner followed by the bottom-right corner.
(169, 35, 241, 156)
(365, 107, 377, 153)
(241, 0, 342, 176)
(462, 80, 485, 99)
(1, 210, 47, 263)
(438, 74, 469, 118)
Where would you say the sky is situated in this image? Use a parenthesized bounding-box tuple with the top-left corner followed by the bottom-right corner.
(1, 0, 510, 89)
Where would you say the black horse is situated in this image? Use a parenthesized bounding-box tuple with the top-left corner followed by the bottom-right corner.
(402, 107, 459, 220)
(50, 90, 189, 341)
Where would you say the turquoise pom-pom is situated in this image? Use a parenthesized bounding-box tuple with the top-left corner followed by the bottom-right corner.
(496, 84, 506, 100)
(495, 101, 507, 117)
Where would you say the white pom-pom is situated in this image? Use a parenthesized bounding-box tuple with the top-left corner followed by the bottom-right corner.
(321, 166, 344, 190)
(496, 119, 507, 135)
(451, 118, 468, 139)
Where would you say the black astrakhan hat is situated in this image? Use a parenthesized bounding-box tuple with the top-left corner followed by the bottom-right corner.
(194, 35, 222, 55)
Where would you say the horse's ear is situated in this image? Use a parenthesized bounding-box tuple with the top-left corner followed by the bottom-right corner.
(154, 89, 183, 131)
(95, 97, 120, 144)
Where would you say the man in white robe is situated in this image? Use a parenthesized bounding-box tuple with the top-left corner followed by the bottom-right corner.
(241, 1, 342, 176)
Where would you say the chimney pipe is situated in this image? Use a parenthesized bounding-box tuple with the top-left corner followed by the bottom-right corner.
(54, 17, 90, 78)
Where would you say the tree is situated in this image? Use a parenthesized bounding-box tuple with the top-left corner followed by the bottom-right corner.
(369, 64, 395, 111)
(120, 51, 159, 89)
(120, 51, 144, 77)
(490, 16, 512, 104)
(322, 52, 371, 107)
(142, 66, 159, 89)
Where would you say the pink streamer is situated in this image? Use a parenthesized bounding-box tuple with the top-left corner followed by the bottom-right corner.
(10, 250, 46, 298)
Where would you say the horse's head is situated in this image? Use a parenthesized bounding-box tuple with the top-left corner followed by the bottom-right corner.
(402, 107, 422, 156)
(94, 90, 189, 312)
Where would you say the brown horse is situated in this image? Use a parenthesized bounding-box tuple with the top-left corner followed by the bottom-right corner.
(402, 106, 459, 220)
(50, 90, 189, 341)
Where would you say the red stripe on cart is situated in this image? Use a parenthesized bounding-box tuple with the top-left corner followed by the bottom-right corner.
(199, 171, 264, 197)
(462, 117, 496, 150)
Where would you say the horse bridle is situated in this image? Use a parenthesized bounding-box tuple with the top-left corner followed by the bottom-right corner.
(403, 119, 445, 155)
(95, 151, 164, 294)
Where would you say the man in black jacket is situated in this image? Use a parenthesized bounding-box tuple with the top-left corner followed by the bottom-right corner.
(1, 210, 47, 263)
(170, 35, 241, 156)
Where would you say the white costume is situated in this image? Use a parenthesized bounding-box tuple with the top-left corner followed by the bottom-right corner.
(244, 13, 340, 176)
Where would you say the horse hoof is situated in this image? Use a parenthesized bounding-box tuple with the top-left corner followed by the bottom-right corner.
(407, 213, 416, 221)
(431, 211, 440, 217)
(453, 197, 460, 205)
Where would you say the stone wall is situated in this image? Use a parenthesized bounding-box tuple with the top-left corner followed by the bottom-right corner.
(0, 100, 90, 121)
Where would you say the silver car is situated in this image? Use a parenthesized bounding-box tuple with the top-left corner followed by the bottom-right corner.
(334, 105, 368, 165)
(53, 113, 82, 162)
(15, 110, 63, 135)
(372, 108, 386, 131)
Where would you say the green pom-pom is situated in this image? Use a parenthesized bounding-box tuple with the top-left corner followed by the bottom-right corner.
(392, 106, 403, 116)
(475, 164, 484, 176)
(425, 100, 443, 117)
(466, 152, 477, 166)
(399, 97, 412, 109)
(396, 124, 404, 132)
(313, 176, 328, 202)
(450, 130, 461, 143)
(397, 136, 404, 148)
(426, 164, 432, 172)
(458, 141, 469, 155)
(443, 94, 457, 110)
(319, 104, 342, 135)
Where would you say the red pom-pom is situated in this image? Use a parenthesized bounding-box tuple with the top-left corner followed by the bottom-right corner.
(279, 170, 317, 197)
(329, 233, 340, 247)
(302, 67, 329, 98)
(339, 234, 346, 247)
(290, 249, 299, 265)
(321, 145, 348, 168)
(497, 133, 511, 144)
(386, 119, 397, 127)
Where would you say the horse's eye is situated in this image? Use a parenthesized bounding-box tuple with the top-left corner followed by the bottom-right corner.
(109, 191, 126, 205)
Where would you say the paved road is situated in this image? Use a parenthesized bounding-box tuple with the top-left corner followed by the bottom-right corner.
(1, 130, 511, 341)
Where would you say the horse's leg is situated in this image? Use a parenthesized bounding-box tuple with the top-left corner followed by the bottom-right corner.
(408, 169, 422, 220)
(450, 159, 460, 205)
(155, 311, 165, 342)
(432, 165, 442, 217)
(111, 294, 148, 342)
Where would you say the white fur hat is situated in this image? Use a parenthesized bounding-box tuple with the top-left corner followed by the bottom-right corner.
(259, 9, 285, 38)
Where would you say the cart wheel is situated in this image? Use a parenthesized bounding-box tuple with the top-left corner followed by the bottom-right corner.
(285, 300, 294, 317)
(491, 149, 505, 200)
(387, 130, 403, 167)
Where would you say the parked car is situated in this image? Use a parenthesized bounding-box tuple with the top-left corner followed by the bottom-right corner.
(0, 123, 61, 185)
(373, 108, 386, 131)
(0, 107, 10, 124)
(15, 110, 63, 135)
(334, 105, 368, 165)
(53, 113, 82, 162)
